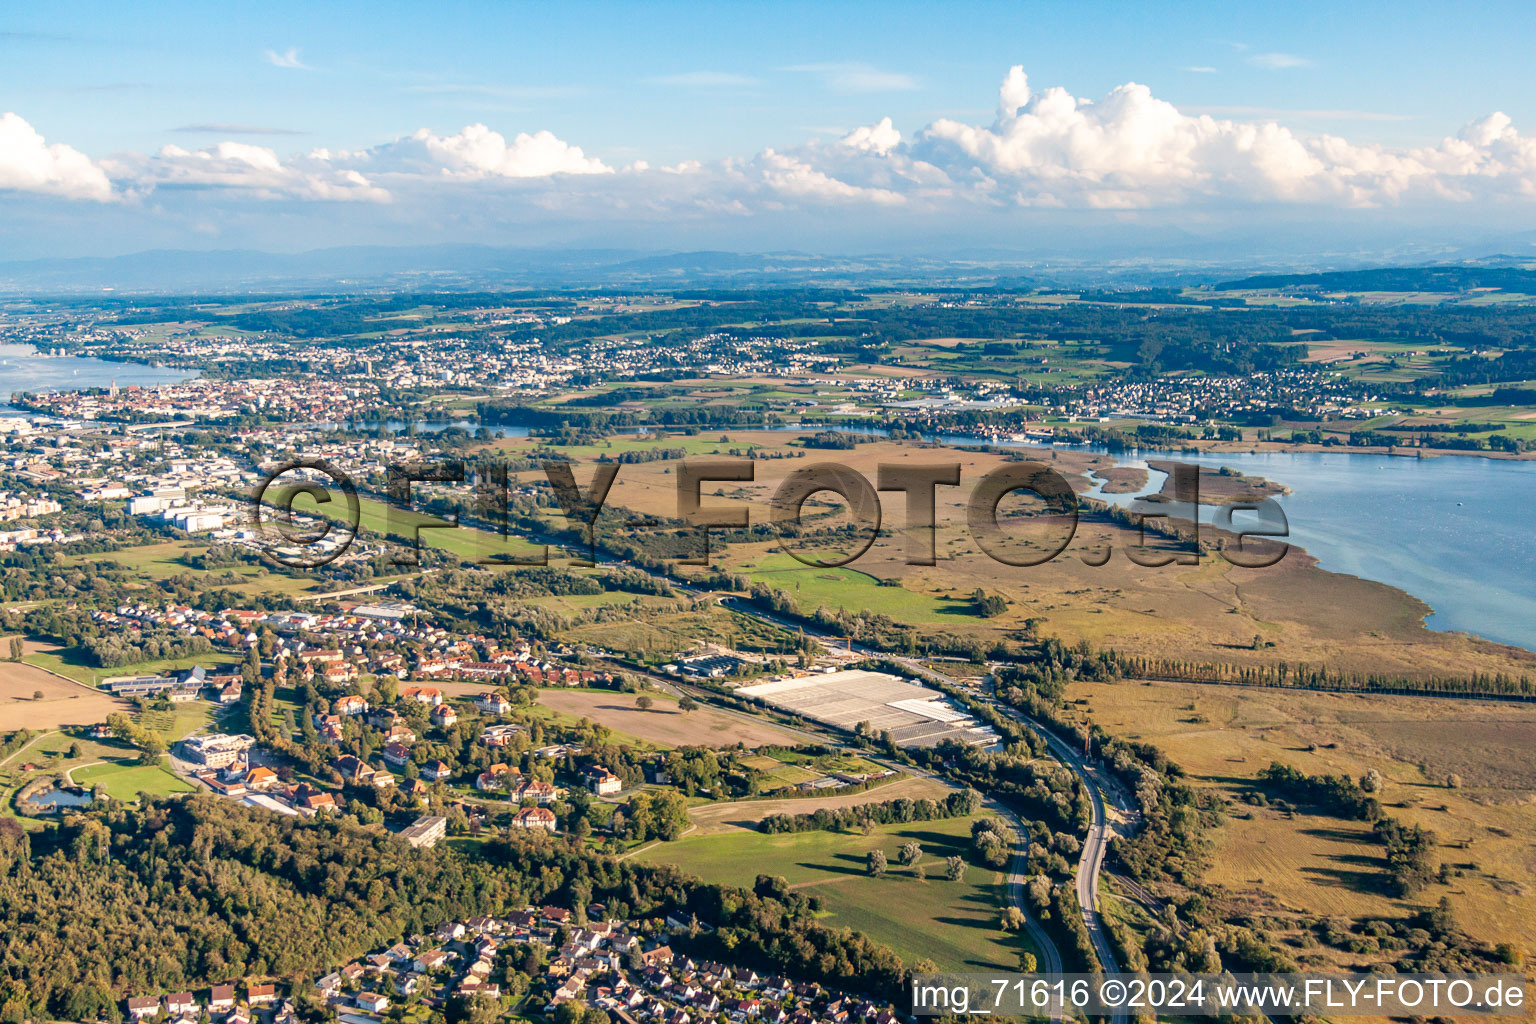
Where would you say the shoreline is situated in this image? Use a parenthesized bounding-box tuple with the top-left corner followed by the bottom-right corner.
(1078, 453, 1536, 664)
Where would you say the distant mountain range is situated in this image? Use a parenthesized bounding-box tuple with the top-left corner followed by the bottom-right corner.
(1, 242, 1535, 295)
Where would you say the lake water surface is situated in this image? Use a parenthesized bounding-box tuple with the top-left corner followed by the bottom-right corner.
(0, 342, 197, 415)
(1080, 449, 1536, 652)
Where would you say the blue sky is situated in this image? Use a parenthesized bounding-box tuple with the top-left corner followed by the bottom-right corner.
(4, 1, 1536, 259)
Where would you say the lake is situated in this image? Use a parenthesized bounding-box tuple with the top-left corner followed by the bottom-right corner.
(0, 343, 197, 415)
(1080, 449, 1536, 653)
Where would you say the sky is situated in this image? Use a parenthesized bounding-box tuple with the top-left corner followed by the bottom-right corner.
(4, 0, 1536, 261)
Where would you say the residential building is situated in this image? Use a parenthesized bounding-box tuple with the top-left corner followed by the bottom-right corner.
(511, 807, 557, 832)
(584, 766, 622, 796)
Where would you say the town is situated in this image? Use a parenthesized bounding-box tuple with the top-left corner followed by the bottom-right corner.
(120, 904, 900, 1024)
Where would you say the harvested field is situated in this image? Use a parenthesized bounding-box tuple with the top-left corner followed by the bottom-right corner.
(0, 659, 128, 730)
(534, 688, 804, 748)
(685, 774, 955, 835)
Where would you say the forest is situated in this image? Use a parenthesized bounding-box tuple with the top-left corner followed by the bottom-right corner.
(0, 793, 912, 1023)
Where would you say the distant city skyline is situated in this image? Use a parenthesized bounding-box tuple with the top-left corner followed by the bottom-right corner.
(4, 1, 1536, 260)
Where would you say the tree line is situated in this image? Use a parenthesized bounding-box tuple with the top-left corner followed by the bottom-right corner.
(758, 789, 982, 834)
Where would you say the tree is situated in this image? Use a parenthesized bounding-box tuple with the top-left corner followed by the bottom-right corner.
(1001, 906, 1026, 932)
(31, 690, 43, 701)
(1360, 768, 1383, 793)
(7, 636, 22, 661)
(1446, 773, 1463, 789)
(623, 789, 690, 841)
(1017, 952, 1037, 973)
(636, 695, 654, 711)
(946, 855, 966, 882)
(678, 696, 698, 714)
(898, 840, 923, 866)
(867, 849, 887, 876)
(973, 592, 1007, 618)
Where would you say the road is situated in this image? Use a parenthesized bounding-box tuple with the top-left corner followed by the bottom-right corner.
(987, 797, 1066, 1021)
(898, 662, 1130, 1023)
(298, 569, 436, 603)
(1028, 715, 1123, 987)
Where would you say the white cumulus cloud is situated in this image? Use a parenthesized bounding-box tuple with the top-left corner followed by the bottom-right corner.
(9, 65, 1536, 235)
(751, 149, 904, 205)
(840, 117, 902, 155)
(898, 66, 1536, 209)
(116, 141, 389, 201)
(366, 124, 613, 179)
(0, 112, 113, 201)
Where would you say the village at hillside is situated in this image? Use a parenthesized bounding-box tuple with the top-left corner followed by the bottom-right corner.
(122, 904, 899, 1024)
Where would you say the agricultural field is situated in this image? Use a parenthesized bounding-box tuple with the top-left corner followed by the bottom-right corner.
(533, 688, 804, 749)
(1072, 678, 1536, 954)
(279, 491, 547, 564)
(0, 650, 129, 730)
(635, 814, 1033, 971)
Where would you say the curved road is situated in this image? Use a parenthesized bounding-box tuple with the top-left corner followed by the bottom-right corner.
(1025, 713, 1124, 986)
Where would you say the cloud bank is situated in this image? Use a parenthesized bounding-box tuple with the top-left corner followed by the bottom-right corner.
(5, 65, 1536, 229)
